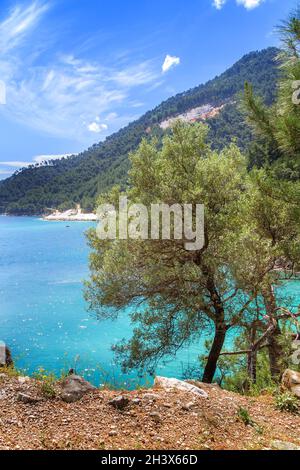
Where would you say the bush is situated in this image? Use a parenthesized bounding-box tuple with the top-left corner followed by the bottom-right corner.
(275, 392, 299, 414)
(33, 368, 57, 399)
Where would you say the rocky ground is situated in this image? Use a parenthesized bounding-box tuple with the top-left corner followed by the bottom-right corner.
(0, 371, 300, 451)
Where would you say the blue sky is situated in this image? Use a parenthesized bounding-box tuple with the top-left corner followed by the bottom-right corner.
(0, 0, 297, 179)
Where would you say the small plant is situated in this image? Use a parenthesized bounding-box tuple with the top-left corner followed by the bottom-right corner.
(33, 368, 57, 399)
(237, 407, 263, 434)
(275, 392, 299, 414)
(0, 365, 23, 378)
(40, 381, 56, 399)
(238, 407, 254, 426)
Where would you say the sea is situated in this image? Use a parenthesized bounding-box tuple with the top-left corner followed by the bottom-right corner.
(1, 216, 299, 387)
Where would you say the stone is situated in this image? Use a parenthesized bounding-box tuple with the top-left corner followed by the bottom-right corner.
(132, 398, 141, 405)
(182, 401, 195, 411)
(17, 393, 42, 404)
(282, 369, 300, 399)
(108, 395, 130, 410)
(154, 376, 208, 398)
(0, 390, 7, 400)
(0, 342, 13, 367)
(150, 412, 161, 423)
(60, 375, 96, 403)
(143, 393, 159, 401)
(271, 440, 300, 451)
(18, 376, 30, 385)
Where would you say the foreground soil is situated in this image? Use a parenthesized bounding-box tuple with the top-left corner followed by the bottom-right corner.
(0, 373, 299, 450)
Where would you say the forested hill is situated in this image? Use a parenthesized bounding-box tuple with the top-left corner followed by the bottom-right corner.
(0, 47, 279, 215)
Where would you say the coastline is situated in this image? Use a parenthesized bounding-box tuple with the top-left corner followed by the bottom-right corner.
(43, 213, 98, 222)
(43, 206, 97, 222)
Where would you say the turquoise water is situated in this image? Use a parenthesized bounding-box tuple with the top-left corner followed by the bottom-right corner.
(1, 216, 300, 387)
(0, 216, 211, 386)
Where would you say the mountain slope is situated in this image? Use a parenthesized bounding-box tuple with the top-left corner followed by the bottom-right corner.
(0, 47, 280, 215)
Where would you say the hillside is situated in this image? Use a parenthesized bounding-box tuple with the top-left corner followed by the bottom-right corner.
(0, 47, 280, 216)
(0, 371, 300, 450)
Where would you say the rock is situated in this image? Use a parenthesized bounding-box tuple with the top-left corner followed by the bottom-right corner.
(150, 412, 161, 423)
(60, 375, 96, 403)
(143, 393, 159, 401)
(132, 398, 141, 405)
(0, 390, 7, 400)
(18, 376, 30, 385)
(271, 440, 300, 451)
(17, 393, 42, 405)
(154, 376, 208, 398)
(108, 395, 130, 410)
(182, 401, 195, 411)
(0, 342, 13, 367)
(282, 369, 300, 398)
(187, 380, 220, 390)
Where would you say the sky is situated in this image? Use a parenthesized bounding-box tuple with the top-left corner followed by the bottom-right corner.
(0, 0, 297, 179)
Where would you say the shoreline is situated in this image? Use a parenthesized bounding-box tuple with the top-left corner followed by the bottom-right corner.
(43, 214, 98, 222)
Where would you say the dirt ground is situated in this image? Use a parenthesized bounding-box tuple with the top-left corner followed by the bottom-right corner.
(0, 373, 299, 450)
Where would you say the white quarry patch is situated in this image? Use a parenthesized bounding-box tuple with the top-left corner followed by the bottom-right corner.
(159, 104, 225, 130)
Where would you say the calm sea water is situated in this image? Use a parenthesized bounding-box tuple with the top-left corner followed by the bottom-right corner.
(1, 216, 300, 387)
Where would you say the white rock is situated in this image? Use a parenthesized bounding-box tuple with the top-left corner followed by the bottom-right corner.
(18, 376, 30, 385)
(154, 376, 208, 398)
(282, 369, 300, 398)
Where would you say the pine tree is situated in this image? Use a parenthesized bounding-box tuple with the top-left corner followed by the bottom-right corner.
(244, 6, 300, 178)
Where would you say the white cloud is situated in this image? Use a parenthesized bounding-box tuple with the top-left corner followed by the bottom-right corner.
(162, 55, 180, 74)
(0, 154, 76, 171)
(213, 0, 227, 9)
(236, 0, 264, 9)
(87, 122, 108, 133)
(213, 0, 264, 9)
(0, 161, 31, 167)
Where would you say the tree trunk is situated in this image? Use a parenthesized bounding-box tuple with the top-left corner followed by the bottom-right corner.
(268, 325, 284, 381)
(202, 324, 227, 383)
(263, 285, 284, 381)
(247, 349, 257, 384)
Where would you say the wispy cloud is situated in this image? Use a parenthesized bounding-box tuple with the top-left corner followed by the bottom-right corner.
(0, 154, 78, 179)
(0, 161, 32, 167)
(0, 1, 49, 53)
(162, 55, 180, 73)
(0, 2, 163, 143)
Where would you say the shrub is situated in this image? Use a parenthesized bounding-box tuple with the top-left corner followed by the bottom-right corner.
(275, 392, 299, 414)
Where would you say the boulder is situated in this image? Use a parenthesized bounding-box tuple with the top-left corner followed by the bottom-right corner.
(60, 375, 96, 403)
(17, 393, 42, 405)
(0, 342, 13, 367)
(272, 440, 300, 451)
(282, 369, 300, 399)
(108, 396, 130, 410)
(154, 376, 208, 398)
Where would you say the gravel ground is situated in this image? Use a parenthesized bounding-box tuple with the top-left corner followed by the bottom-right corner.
(0, 373, 300, 450)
